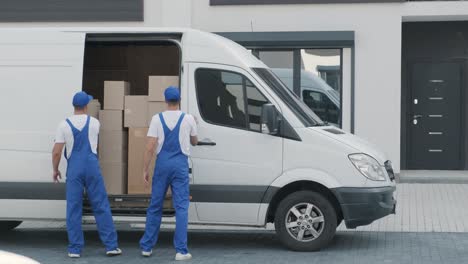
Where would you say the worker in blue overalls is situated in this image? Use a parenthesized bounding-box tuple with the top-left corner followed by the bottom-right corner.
(140, 86, 198, 261)
(52, 91, 121, 258)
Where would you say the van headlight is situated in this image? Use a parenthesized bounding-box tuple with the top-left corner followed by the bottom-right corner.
(348, 153, 386, 181)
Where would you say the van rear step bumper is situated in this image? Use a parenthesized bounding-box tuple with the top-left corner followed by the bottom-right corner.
(332, 186, 396, 229)
(83, 195, 174, 217)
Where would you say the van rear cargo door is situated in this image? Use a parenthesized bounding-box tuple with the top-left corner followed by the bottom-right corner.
(0, 30, 85, 220)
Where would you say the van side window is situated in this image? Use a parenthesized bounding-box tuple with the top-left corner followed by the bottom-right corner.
(302, 90, 339, 124)
(195, 69, 269, 132)
(246, 80, 269, 131)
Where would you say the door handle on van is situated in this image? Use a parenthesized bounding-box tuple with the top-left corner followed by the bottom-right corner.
(197, 140, 216, 146)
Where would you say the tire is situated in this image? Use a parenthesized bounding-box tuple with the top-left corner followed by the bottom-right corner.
(0, 221, 22, 231)
(274, 191, 337, 251)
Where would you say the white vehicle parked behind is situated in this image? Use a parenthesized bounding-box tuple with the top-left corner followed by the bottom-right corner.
(0, 27, 396, 251)
(272, 68, 340, 126)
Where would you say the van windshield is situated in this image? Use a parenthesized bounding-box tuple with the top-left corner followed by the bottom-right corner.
(252, 68, 325, 127)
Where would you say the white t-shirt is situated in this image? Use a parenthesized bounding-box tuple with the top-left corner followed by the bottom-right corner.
(55, 115, 100, 159)
(148, 111, 197, 156)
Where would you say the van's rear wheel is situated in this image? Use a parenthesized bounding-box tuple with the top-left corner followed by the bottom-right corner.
(0, 221, 22, 231)
(275, 191, 337, 251)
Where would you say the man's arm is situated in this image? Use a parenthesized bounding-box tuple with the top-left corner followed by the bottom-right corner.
(143, 136, 158, 184)
(52, 143, 65, 183)
(190, 135, 198, 146)
(190, 115, 198, 146)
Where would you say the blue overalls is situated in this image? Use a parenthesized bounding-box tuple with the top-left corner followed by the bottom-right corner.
(140, 113, 190, 254)
(65, 115, 118, 254)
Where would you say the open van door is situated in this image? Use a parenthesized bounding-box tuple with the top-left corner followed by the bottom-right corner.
(0, 31, 85, 220)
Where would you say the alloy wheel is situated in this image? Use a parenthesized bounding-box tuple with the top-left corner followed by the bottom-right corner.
(284, 202, 325, 242)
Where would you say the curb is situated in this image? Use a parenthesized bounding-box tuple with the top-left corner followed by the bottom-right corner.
(397, 172, 468, 184)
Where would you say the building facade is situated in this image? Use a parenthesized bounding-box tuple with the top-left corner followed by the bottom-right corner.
(2, 0, 468, 172)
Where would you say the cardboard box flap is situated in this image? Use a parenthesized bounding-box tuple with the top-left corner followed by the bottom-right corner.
(99, 110, 123, 131)
(128, 128, 156, 194)
(124, 96, 148, 128)
(104, 81, 130, 110)
(148, 76, 179, 102)
(147, 102, 166, 124)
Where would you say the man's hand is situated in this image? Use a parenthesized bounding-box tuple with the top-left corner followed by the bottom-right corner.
(143, 136, 157, 186)
(52, 143, 65, 183)
(143, 170, 150, 185)
(53, 170, 62, 183)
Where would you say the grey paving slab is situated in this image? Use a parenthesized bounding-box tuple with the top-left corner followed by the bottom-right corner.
(1, 229, 468, 264)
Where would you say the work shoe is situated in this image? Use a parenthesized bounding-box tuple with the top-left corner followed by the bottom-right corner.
(141, 250, 152, 257)
(106, 248, 122, 257)
(175, 252, 192, 261)
(68, 253, 80, 258)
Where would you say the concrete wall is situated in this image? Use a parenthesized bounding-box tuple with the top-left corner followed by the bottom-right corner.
(191, 1, 403, 171)
(2, 0, 468, 171)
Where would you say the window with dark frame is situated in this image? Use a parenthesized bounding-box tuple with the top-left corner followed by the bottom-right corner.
(210, 0, 404, 5)
(0, 0, 144, 22)
(302, 90, 339, 125)
(195, 68, 270, 132)
(252, 48, 342, 127)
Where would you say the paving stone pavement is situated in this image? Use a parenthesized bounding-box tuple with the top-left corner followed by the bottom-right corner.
(342, 183, 468, 233)
(1, 229, 468, 264)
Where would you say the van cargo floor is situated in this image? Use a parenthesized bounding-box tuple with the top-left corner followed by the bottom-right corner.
(83, 195, 174, 217)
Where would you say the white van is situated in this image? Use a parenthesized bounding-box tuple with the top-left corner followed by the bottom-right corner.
(0, 28, 396, 251)
(272, 68, 340, 126)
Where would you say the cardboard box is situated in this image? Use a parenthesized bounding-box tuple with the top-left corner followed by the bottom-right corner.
(88, 99, 101, 119)
(101, 162, 127, 195)
(124, 96, 148, 128)
(99, 131, 128, 162)
(99, 110, 123, 131)
(147, 102, 166, 124)
(104, 81, 130, 110)
(128, 128, 156, 194)
(148, 76, 179, 102)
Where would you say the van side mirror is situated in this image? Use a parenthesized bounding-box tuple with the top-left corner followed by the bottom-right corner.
(261, 103, 281, 135)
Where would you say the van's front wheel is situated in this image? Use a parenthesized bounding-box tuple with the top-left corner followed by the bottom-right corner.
(275, 191, 337, 251)
(0, 221, 22, 231)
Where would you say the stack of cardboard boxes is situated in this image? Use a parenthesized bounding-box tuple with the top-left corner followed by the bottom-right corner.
(88, 99, 101, 119)
(148, 76, 179, 117)
(126, 76, 178, 195)
(95, 76, 179, 197)
(99, 81, 129, 195)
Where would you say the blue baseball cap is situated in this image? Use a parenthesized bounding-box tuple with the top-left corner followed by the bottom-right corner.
(164, 86, 181, 101)
(72, 91, 93, 107)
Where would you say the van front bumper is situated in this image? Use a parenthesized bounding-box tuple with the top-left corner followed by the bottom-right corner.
(332, 186, 396, 229)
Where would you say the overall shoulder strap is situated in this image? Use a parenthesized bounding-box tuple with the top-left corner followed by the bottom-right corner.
(65, 118, 79, 134)
(83, 115, 91, 131)
(159, 113, 170, 134)
(174, 113, 186, 130)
